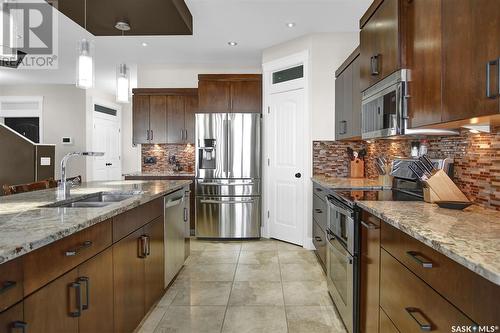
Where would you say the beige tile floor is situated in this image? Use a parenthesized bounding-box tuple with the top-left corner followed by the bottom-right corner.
(136, 238, 347, 333)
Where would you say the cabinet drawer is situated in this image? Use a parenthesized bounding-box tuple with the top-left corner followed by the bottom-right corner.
(23, 220, 112, 295)
(381, 221, 500, 323)
(0, 302, 24, 332)
(313, 183, 328, 201)
(379, 307, 399, 333)
(0, 258, 23, 312)
(380, 249, 474, 332)
(313, 194, 327, 230)
(113, 197, 163, 242)
(312, 221, 326, 270)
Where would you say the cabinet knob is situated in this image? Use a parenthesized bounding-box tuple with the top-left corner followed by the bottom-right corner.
(295, 173, 302, 179)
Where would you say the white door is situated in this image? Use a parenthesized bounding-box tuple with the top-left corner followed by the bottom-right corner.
(266, 88, 306, 245)
(92, 113, 121, 181)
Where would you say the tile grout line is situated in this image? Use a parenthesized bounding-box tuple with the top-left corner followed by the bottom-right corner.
(219, 242, 242, 333)
(277, 245, 290, 333)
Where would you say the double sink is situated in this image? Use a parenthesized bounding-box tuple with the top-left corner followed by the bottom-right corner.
(45, 191, 143, 208)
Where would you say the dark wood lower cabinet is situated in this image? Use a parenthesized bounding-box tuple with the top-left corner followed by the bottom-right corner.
(144, 217, 165, 310)
(113, 228, 145, 333)
(0, 303, 24, 333)
(78, 249, 114, 333)
(24, 269, 79, 333)
(379, 307, 400, 333)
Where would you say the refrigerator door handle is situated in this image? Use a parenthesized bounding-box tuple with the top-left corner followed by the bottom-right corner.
(227, 115, 233, 178)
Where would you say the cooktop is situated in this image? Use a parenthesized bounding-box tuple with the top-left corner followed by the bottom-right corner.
(331, 189, 423, 207)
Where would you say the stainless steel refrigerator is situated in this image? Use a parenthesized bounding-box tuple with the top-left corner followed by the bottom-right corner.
(195, 113, 261, 238)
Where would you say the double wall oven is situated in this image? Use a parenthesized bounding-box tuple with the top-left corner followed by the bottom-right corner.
(325, 193, 359, 333)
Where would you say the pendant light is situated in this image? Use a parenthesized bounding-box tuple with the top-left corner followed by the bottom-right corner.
(76, 39, 93, 89)
(116, 64, 130, 103)
(76, 0, 93, 89)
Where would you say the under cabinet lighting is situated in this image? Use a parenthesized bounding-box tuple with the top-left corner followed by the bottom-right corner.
(76, 39, 94, 89)
(228, 41, 238, 46)
(116, 64, 130, 103)
(286, 22, 296, 28)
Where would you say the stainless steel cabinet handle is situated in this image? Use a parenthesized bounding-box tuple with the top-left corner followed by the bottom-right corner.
(339, 120, 347, 135)
(184, 207, 188, 222)
(486, 58, 500, 98)
(165, 196, 184, 208)
(0, 280, 16, 294)
(314, 209, 323, 213)
(371, 54, 380, 76)
(12, 321, 28, 333)
(200, 199, 256, 204)
(65, 241, 93, 256)
(150, 130, 153, 140)
(314, 236, 322, 242)
(406, 251, 433, 268)
(145, 235, 151, 256)
(69, 282, 82, 317)
(138, 236, 148, 258)
(405, 307, 432, 331)
(199, 182, 255, 186)
(146, 130, 150, 141)
(361, 221, 379, 230)
(77, 276, 90, 310)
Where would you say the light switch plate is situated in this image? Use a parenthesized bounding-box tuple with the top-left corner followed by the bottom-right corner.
(40, 157, 51, 166)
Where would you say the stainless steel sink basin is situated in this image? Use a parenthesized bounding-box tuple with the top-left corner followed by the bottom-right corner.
(44, 191, 142, 208)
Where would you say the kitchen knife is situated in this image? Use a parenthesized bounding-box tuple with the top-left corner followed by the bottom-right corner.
(414, 161, 431, 179)
(375, 161, 386, 175)
(418, 156, 434, 176)
(421, 155, 436, 174)
(410, 162, 428, 181)
(408, 163, 424, 181)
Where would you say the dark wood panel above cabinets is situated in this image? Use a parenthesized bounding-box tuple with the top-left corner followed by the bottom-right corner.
(335, 47, 361, 140)
(198, 74, 262, 113)
(132, 88, 198, 144)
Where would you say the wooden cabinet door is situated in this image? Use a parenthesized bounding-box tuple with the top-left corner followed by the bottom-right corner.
(24, 269, 79, 333)
(198, 80, 231, 113)
(0, 303, 24, 333)
(133, 95, 150, 144)
(166, 96, 185, 143)
(78, 249, 114, 333)
(149, 96, 167, 143)
(351, 56, 362, 138)
(335, 72, 345, 139)
(113, 228, 145, 333)
(230, 80, 262, 113)
(343, 64, 354, 138)
(442, 0, 500, 122)
(144, 217, 165, 311)
(184, 95, 198, 143)
(360, 0, 400, 91)
(360, 212, 381, 333)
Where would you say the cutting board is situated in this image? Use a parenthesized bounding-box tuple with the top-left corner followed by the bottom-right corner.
(350, 158, 364, 178)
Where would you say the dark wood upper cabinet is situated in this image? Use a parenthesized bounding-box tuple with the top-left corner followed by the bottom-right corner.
(198, 74, 262, 113)
(149, 96, 168, 143)
(441, 0, 500, 122)
(0, 302, 24, 333)
(359, 0, 400, 92)
(132, 88, 199, 144)
(166, 95, 186, 143)
(132, 95, 150, 144)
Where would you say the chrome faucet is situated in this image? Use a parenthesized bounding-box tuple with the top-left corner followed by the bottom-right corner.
(58, 152, 104, 200)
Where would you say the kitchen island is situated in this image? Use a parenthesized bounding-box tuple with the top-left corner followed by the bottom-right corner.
(0, 179, 191, 333)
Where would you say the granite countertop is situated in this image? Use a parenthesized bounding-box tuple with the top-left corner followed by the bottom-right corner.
(0, 180, 191, 265)
(357, 201, 500, 286)
(124, 171, 195, 178)
(312, 175, 392, 190)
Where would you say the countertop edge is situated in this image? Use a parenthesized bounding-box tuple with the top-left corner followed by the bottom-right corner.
(356, 201, 500, 286)
(0, 181, 191, 265)
(311, 177, 390, 190)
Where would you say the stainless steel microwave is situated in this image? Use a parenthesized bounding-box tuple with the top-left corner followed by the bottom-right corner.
(361, 70, 408, 140)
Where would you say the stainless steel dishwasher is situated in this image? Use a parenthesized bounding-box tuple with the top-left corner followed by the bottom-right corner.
(164, 188, 186, 287)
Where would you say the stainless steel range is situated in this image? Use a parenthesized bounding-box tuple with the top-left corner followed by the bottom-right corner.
(195, 113, 261, 239)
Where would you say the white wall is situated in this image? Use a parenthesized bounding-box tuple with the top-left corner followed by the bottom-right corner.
(262, 32, 359, 141)
(0, 84, 87, 180)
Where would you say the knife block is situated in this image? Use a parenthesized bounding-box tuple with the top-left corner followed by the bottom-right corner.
(350, 159, 364, 178)
(423, 170, 469, 203)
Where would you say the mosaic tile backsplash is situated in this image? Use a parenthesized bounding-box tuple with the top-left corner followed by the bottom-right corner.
(313, 127, 500, 210)
(142, 144, 195, 173)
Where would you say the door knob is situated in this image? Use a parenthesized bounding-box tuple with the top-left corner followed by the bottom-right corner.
(295, 173, 302, 178)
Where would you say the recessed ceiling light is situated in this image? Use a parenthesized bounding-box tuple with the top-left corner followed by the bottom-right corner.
(141, 42, 148, 47)
(286, 22, 296, 28)
(115, 21, 131, 31)
(228, 41, 238, 46)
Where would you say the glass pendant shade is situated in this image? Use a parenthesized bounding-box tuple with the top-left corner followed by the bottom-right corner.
(116, 64, 130, 103)
(76, 39, 94, 89)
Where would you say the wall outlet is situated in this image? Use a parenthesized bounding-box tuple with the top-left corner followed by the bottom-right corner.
(144, 156, 157, 164)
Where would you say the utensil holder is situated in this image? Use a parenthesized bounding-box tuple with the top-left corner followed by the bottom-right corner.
(423, 170, 469, 202)
(423, 186, 440, 203)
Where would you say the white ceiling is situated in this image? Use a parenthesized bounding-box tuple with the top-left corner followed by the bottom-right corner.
(0, 0, 371, 94)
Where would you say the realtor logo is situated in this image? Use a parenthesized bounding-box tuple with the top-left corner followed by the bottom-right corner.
(1, 1, 58, 69)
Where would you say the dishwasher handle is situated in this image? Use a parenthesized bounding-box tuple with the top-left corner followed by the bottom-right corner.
(165, 195, 184, 208)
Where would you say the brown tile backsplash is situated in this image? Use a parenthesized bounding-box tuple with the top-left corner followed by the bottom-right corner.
(142, 144, 195, 173)
(313, 127, 500, 210)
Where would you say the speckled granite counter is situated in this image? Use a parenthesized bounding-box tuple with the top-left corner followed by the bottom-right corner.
(124, 172, 195, 178)
(312, 175, 391, 190)
(357, 201, 500, 286)
(0, 180, 191, 265)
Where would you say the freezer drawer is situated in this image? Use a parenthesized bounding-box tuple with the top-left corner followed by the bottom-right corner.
(196, 179, 260, 196)
(195, 196, 261, 238)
